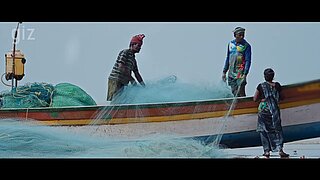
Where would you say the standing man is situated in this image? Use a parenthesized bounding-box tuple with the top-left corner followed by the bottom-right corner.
(222, 27, 252, 97)
(107, 34, 146, 102)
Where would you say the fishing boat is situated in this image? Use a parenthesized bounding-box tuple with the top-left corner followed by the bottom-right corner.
(0, 79, 319, 148)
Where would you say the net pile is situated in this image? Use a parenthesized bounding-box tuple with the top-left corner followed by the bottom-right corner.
(0, 82, 96, 108)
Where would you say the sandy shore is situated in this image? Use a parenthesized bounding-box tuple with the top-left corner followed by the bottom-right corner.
(224, 137, 320, 159)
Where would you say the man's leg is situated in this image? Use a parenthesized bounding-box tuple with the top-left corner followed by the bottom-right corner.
(238, 83, 246, 97)
(107, 79, 123, 101)
(228, 77, 238, 97)
(107, 79, 115, 101)
(236, 78, 247, 97)
(260, 131, 271, 154)
(230, 84, 238, 97)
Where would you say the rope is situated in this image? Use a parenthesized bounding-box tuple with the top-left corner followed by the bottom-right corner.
(1, 73, 11, 87)
(25, 108, 29, 120)
(206, 78, 245, 146)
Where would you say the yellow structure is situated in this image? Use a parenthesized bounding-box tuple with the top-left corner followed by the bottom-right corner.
(5, 50, 26, 80)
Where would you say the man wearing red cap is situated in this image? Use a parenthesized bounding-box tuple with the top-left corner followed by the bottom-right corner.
(107, 34, 146, 102)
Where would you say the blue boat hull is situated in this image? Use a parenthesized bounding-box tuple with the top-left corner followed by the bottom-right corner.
(194, 121, 320, 148)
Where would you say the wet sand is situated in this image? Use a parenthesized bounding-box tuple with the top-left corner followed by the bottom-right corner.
(224, 137, 320, 159)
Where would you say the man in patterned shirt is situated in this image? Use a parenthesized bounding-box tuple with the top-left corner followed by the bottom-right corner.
(222, 27, 252, 97)
(107, 34, 146, 101)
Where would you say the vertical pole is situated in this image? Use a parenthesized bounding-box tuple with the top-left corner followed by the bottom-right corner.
(11, 22, 21, 92)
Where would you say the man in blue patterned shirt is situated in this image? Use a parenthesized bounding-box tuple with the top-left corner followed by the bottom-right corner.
(107, 34, 146, 101)
(222, 27, 252, 97)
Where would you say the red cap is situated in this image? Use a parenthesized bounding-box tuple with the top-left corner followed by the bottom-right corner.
(130, 34, 145, 45)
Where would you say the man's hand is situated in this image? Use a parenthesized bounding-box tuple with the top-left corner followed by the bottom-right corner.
(239, 74, 247, 85)
(241, 74, 247, 81)
(222, 72, 227, 82)
(131, 80, 137, 86)
(140, 81, 146, 87)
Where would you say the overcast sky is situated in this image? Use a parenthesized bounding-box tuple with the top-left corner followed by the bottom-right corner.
(0, 22, 319, 105)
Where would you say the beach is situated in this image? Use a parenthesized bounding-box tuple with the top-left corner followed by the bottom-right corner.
(224, 137, 320, 159)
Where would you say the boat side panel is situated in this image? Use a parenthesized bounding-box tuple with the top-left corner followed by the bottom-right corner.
(195, 121, 320, 148)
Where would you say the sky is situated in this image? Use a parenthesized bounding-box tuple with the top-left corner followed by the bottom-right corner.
(0, 22, 319, 105)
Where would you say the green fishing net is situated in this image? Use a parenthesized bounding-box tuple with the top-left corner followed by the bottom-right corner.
(0, 82, 96, 108)
(51, 83, 96, 107)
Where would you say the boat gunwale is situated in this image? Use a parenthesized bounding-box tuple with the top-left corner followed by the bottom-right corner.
(0, 78, 319, 113)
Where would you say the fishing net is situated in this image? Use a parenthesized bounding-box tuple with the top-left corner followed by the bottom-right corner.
(0, 82, 54, 108)
(111, 75, 234, 104)
(51, 83, 96, 107)
(0, 82, 96, 108)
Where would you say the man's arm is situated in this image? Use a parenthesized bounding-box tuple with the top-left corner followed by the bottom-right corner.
(133, 70, 145, 87)
(243, 44, 252, 75)
(129, 75, 137, 85)
(277, 82, 284, 101)
(116, 53, 139, 86)
(253, 84, 262, 102)
(222, 43, 230, 82)
(253, 89, 260, 102)
(223, 43, 230, 73)
(117, 51, 131, 75)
